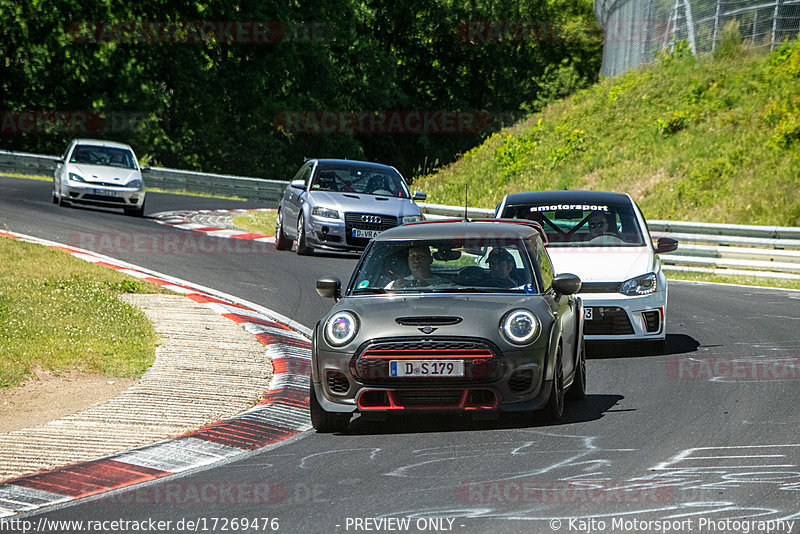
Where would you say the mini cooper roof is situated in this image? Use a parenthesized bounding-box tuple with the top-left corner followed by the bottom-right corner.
(501, 189, 632, 205)
(373, 219, 547, 242)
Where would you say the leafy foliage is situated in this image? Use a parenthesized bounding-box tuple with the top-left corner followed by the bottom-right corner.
(0, 0, 601, 180)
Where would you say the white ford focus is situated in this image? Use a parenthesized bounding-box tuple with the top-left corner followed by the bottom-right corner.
(496, 190, 678, 351)
(53, 139, 147, 217)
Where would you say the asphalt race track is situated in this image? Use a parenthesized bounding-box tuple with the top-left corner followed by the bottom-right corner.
(3, 176, 800, 533)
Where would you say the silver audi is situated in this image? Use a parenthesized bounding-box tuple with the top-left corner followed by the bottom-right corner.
(275, 158, 426, 255)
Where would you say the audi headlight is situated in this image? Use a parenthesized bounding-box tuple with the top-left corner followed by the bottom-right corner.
(312, 206, 340, 219)
(324, 311, 359, 346)
(619, 273, 657, 296)
(400, 215, 423, 224)
(68, 172, 85, 183)
(501, 309, 539, 345)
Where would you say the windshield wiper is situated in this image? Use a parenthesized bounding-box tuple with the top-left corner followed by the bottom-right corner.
(350, 287, 387, 294)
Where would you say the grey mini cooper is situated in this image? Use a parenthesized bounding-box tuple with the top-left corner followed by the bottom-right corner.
(311, 219, 585, 432)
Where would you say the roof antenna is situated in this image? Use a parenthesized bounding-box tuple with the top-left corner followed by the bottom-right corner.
(464, 183, 469, 222)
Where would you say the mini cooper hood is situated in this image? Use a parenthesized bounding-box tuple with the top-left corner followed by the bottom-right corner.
(547, 246, 654, 282)
(310, 191, 420, 217)
(69, 163, 140, 185)
(327, 293, 553, 345)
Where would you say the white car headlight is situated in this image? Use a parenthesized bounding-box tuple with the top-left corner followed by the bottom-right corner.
(127, 178, 143, 189)
(501, 309, 539, 345)
(400, 215, 423, 224)
(312, 206, 340, 219)
(68, 172, 85, 183)
(619, 273, 657, 296)
(325, 311, 359, 346)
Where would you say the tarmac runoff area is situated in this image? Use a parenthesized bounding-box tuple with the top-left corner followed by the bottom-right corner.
(0, 293, 273, 481)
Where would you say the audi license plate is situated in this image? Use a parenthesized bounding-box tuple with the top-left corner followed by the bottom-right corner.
(584, 307, 593, 320)
(352, 228, 381, 239)
(389, 360, 464, 377)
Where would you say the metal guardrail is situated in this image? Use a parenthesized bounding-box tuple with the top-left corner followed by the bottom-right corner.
(3, 148, 798, 280)
(0, 148, 286, 204)
(418, 202, 800, 280)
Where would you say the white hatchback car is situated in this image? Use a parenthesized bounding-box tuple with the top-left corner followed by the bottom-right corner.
(53, 139, 147, 216)
(496, 190, 678, 351)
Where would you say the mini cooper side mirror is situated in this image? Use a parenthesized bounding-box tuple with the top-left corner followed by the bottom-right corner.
(316, 276, 342, 300)
(552, 273, 582, 296)
(654, 237, 678, 254)
(412, 191, 427, 201)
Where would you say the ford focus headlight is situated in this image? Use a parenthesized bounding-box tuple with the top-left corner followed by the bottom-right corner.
(312, 207, 340, 219)
(68, 172, 85, 183)
(400, 215, 423, 224)
(325, 311, 359, 346)
(501, 309, 539, 345)
(127, 178, 143, 189)
(619, 273, 657, 296)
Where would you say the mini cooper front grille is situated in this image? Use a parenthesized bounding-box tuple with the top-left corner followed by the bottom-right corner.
(508, 369, 534, 392)
(579, 282, 621, 293)
(584, 307, 634, 335)
(353, 337, 500, 385)
(344, 212, 398, 246)
(395, 316, 463, 326)
(326, 371, 349, 394)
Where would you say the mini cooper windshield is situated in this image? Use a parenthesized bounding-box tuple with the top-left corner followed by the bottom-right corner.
(348, 238, 538, 294)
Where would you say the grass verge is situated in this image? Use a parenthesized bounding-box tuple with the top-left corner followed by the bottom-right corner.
(232, 210, 277, 235)
(413, 38, 800, 227)
(0, 236, 163, 388)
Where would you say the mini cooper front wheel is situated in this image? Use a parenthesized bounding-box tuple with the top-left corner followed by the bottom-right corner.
(540, 345, 565, 422)
(310, 384, 350, 433)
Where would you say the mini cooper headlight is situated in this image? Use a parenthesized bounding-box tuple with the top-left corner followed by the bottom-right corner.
(312, 207, 340, 219)
(501, 309, 539, 345)
(68, 172, 85, 183)
(325, 311, 359, 346)
(619, 273, 657, 296)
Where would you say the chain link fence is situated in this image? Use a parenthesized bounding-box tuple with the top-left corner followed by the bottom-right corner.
(594, 0, 800, 76)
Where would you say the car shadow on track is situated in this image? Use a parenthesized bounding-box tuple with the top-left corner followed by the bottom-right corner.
(341, 394, 624, 436)
(587, 333, 700, 360)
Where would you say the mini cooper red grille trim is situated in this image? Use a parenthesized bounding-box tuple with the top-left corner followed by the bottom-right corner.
(357, 388, 498, 410)
(359, 349, 494, 359)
